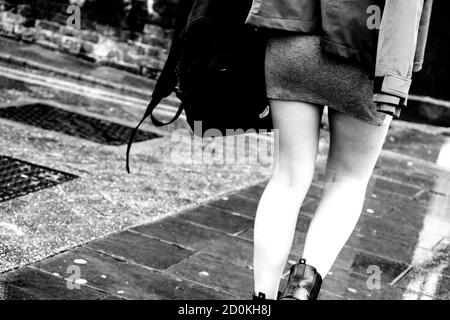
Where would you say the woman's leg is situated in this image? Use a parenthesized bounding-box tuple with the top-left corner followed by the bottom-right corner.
(302, 109, 393, 278)
(253, 99, 324, 299)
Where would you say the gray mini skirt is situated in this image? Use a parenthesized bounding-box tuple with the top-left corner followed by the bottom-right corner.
(265, 33, 390, 126)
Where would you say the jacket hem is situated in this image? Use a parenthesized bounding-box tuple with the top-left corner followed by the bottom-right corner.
(245, 13, 319, 33)
(376, 103, 402, 118)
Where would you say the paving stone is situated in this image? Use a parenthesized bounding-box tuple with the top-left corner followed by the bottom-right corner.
(377, 154, 440, 175)
(166, 253, 253, 299)
(374, 165, 440, 190)
(347, 231, 422, 265)
(383, 128, 450, 164)
(208, 195, 258, 218)
(33, 247, 233, 300)
(235, 182, 323, 204)
(336, 249, 408, 283)
(86, 230, 194, 270)
(202, 235, 253, 269)
(238, 227, 408, 284)
(209, 194, 315, 218)
(177, 205, 253, 234)
(356, 214, 443, 251)
(237, 215, 311, 244)
(0, 267, 105, 300)
(301, 194, 387, 219)
(369, 193, 439, 218)
(238, 183, 266, 202)
(321, 268, 422, 300)
(131, 216, 226, 251)
(367, 177, 422, 198)
(201, 234, 299, 275)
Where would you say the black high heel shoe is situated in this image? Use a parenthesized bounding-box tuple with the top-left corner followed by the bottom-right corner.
(279, 259, 322, 300)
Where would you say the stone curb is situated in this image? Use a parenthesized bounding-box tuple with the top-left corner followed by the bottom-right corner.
(0, 52, 157, 97)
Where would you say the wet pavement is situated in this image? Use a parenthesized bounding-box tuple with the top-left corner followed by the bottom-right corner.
(0, 60, 449, 299)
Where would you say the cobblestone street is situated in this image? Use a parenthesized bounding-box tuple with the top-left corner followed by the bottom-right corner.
(0, 55, 449, 299)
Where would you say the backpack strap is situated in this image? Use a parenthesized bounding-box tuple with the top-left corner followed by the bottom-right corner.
(125, 94, 184, 174)
(126, 0, 194, 174)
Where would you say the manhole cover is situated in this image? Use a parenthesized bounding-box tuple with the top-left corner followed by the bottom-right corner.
(0, 155, 78, 203)
(0, 104, 160, 145)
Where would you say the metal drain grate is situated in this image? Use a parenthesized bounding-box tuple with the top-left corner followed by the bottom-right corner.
(0, 156, 78, 203)
(0, 104, 160, 146)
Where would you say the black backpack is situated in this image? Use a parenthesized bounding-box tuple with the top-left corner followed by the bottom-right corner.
(126, 0, 272, 173)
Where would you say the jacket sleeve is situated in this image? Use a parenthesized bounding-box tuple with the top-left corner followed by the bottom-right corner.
(373, 0, 424, 117)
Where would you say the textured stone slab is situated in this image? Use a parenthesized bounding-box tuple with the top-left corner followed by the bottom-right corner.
(0, 267, 105, 300)
(208, 195, 258, 218)
(336, 249, 408, 283)
(33, 247, 233, 300)
(383, 128, 450, 164)
(374, 166, 440, 191)
(202, 235, 253, 269)
(201, 234, 299, 275)
(321, 268, 421, 300)
(302, 191, 423, 220)
(357, 215, 443, 251)
(238, 183, 266, 202)
(86, 230, 194, 270)
(347, 231, 421, 265)
(177, 205, 253, 234)
(367, 177, 422, 199)
(236, 221, 310, 248)
(238, 227, 409, 284)
(166, 253, 253, 299)
(131, 216, 226, 251)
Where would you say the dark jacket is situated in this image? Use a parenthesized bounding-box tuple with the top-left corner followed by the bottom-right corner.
(246, 0, 433, 117)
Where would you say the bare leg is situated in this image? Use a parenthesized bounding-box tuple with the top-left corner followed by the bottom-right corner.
(302, 109, 393, 277)
(253, 99, 323, 299)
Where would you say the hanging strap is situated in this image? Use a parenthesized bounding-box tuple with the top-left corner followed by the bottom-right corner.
(126, 96, 184, 174)
(126, 0, 194, 174)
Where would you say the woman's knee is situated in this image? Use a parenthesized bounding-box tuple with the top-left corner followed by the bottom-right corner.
(323, 165, 372, 190)
(271, 161, 316, 192)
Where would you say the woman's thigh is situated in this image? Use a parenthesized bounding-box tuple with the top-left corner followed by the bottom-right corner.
(326, 108, 393, 182)
(270, 99, 324, 186)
